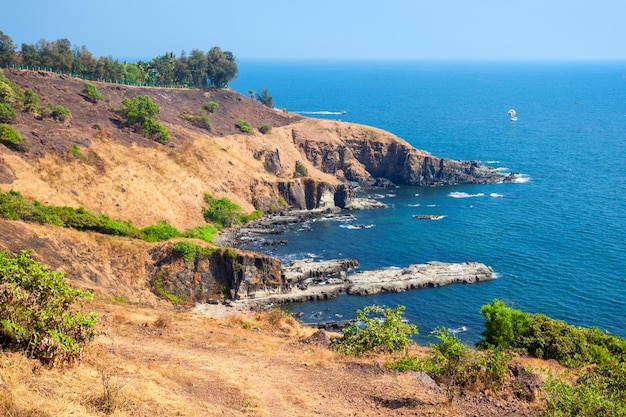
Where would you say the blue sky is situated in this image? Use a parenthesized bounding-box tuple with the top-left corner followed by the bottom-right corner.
(3, 0, 625, 61)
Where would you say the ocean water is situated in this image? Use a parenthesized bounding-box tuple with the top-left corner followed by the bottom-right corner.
(229, 60, 626, 344)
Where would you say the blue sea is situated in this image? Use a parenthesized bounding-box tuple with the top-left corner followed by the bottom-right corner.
(229, 60, 626, 345)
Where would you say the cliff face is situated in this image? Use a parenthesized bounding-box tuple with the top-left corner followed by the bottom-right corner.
(291, 120, 505, 186)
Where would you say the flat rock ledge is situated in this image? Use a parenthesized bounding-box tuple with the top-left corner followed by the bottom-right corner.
(237, 259, 494, 307)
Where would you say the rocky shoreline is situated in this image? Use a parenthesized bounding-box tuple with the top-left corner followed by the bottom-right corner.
(210, 209, 495, 311)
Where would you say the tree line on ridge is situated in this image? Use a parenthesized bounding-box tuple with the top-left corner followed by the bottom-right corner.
(0, 30, 237, 88)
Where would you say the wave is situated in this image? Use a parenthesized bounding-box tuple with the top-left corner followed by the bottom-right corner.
(294, 110, 346, 115)
(414, 214, 447, 220)
(495, 167, 511, 172)
(448, 192, 485, 199)
(408, 203, 421, 207)
(340, 224, 375, 230)
(509, 174, 531, 183)
(490, 193, 504, 198)
(367, 193, 386, 199)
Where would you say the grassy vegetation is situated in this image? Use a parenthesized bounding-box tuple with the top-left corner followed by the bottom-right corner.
(479, 299, 626, 366)
(83, 82, 103, 102)
(0, 189, 225, 243)
(387, 327, 511, 399)
(118, 95, 169, 143)
(235, 119, 252, 133)
(0, 123, 28, 152)
(330, 304, 417, 356)
(0, 250, 97, 365)
(183, 112, 211, 130)
(202, 192, 262, 229)
(258, 124, 272, 134)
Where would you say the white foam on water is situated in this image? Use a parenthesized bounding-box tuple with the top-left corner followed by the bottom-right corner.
(448, 192, 485, 199)
(408, 203, 421, 207)
(490, 193, 504, 198)
(340, 224, 375, 230)
(294, 110, 346, 115)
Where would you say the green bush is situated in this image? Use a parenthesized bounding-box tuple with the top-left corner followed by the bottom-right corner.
(203, 101, 218, 112)
(330, 304, 417, 356)
(0, 102, 16, 123)
(141, 220, 182, 242)
(202, 192, 248, 229)
(183, 113, 211, 131)
(0, 250, 97, 365)
(171, 241, 200, 265)
(40, 104, 71, 122)
(258, 124, 272, 134)
(83, 82, 103, 102)
(118, 95, 169, 143)
(295, 160, 308, 177)
(542, 363, 626, 417)
(183, 224, 218, 242)
(23, 88, 40, 112)
(68, 143, 86, 160)
(0, 123, 28, 152)
(255, 88, 274, 108)
(480, 299, 626, 366)
(388, 327, 511, 396)
(236, 119, 252, 133)
(0, 77, 21, 106)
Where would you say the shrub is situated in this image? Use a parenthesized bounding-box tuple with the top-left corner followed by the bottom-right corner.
(258, 124, 272, 134)
(330, 304, 417, 356)
(203, 101, 218, 112)
(255, 88, 274, 108)
(202, 192, 247, 229)
(68, 143, 86, 160)
(0, 102, 16, 123)
(183, 113, 211, 131)
(40, 104, 71, 122)
(141, 117, 170, 143)
(23, 88, 39, 112)
(0, 250, 97, 365)
(141, 220, 181, 242)
(235, 119, 252, 133)
(388, 327, 511, 397)
(543, 363, 626, 417)
(83, 82, 103, 102)
(480, 299, 626, 366)
(183, 224, 218, 242)
(171, 241, 200, 265)
(0, 123, 28, 152)
(118, 95, 169, 143)
(0, 79, 19, 105)
(295, 160, 308, 177)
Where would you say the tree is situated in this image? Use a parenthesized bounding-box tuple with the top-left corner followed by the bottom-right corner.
(206, 47, 237, 88)
(256, 88, 274, 108)
(0, 31, 17, 66)
(188, 49, 208, 86)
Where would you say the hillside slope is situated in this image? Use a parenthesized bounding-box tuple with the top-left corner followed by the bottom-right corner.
(1, 69, 506, 230)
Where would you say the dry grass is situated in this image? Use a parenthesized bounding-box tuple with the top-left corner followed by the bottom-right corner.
(0, 298, 546, 416)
